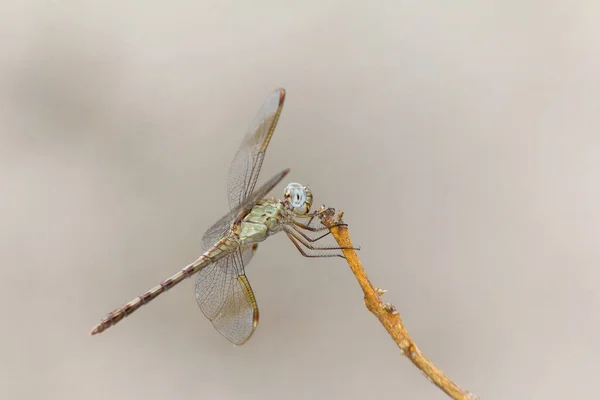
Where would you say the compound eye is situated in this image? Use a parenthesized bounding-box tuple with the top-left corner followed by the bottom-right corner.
(287, 183, 306, 208)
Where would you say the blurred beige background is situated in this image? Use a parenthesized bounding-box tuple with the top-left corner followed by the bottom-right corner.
(1, 1, 599, 399)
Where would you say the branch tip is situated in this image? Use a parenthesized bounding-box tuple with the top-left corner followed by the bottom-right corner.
(318, 206, 477, 400)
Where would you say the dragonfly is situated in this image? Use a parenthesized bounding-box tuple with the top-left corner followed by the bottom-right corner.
(91, 88, 356, 345)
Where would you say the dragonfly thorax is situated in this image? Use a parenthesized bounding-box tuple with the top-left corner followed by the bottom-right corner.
(283, 182, 313, 215)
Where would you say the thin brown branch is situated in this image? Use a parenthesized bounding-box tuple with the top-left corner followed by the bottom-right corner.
(318, 206, 479, 400)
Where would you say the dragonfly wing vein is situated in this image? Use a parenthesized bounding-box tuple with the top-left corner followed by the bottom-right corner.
(195, 247, 259, 345)
(227, 89, 286, 209)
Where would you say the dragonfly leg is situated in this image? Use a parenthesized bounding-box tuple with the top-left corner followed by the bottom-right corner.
(291, 224, 332, 242)
(285, 227, 359, 251)
(294, 207, 348, 231)
(303, 214, 316, 229)
(285, 232, 344, 259)
(294, 208, 328, 225)
(292, 219, 331, 232)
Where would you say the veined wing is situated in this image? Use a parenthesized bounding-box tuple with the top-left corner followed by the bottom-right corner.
(202, 168, 290, 250)
(227, 88, 286, 210)
(195, 247, 259, 345)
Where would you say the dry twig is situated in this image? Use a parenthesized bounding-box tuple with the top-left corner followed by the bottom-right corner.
(317, 206, 479, 400)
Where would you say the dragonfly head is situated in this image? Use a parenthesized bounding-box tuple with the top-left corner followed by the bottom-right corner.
(283, 183, 313, 215)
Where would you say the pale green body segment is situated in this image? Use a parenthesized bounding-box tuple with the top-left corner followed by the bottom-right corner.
(238, 200, 286, 245)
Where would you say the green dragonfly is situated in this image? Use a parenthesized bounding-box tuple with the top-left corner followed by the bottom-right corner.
(91, 88, 356, 345)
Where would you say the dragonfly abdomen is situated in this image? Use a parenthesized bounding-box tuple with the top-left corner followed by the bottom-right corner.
(90, 254, 214, 335)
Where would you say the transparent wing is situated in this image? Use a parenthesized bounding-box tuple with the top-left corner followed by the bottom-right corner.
(202, 168, 290, 250)
(195, 248, 259, 345)
(242, 243, 258, 268)
(227, 88, 286, 210)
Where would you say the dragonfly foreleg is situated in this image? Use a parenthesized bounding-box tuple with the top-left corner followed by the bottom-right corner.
(285, 232, 345, 259)
(291, 224, 332, 242)
(284, 227, 358, 251)
(292, 219, 330, 232)
(293, 208, 327, 226)
(294, 208, 348, 231)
